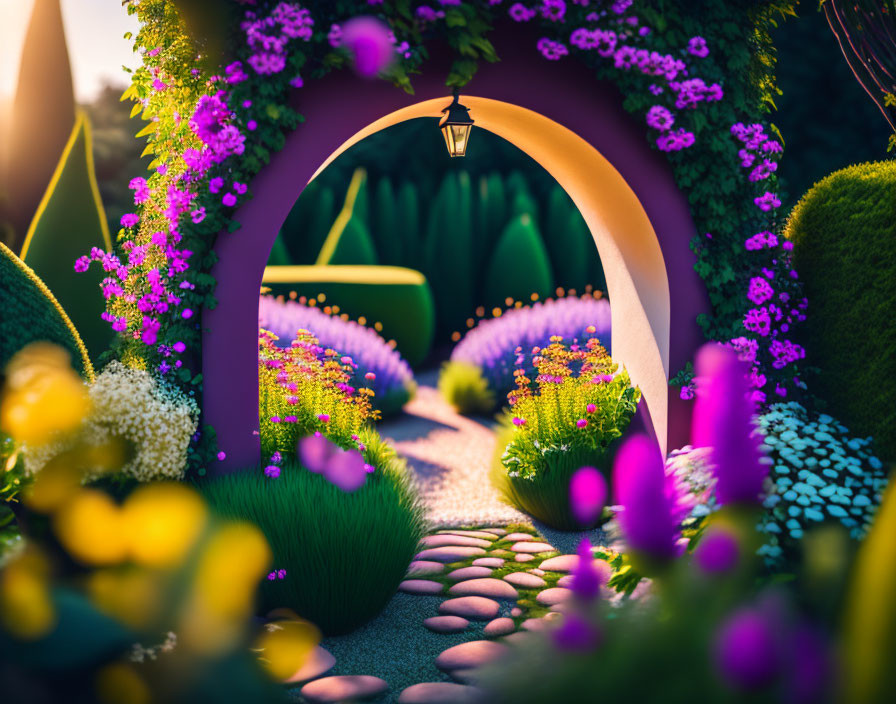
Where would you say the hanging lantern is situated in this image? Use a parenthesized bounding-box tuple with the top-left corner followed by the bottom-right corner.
(439, 88, 474, 157)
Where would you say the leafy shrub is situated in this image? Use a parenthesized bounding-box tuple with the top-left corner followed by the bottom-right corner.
(258, 329, 377, 459)
(784, 161, 896, 459)
(258, 294, 416, 416)
(756, 402, 888, 564)
(446, 294, 611, 410)
(438, 361, 495, 415)
(201, 455, 424, 635)
(483, 214, 553, 309)
(315, 169, 378, 266)
(0, 242, 92, 379)
(493, 337, 640, 529)
(544, 186, 591, 292)
(20, 112, 112, 360)
(25, 361, 199, 482)
(261, 265, 436, 367)
(278, 179, 336, 264)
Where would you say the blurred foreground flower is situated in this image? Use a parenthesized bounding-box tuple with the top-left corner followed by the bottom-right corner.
(341, 17, 394, 77)
(298, 434, 370, 492)
(0, 343, 87, 445)
(569, 466, 606, 527)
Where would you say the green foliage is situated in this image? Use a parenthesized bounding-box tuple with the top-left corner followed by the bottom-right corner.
(20, 114, 111, 361)
(278, 180, 336, 264)
(784, 160, 896, 459)
(484, 214, 553, 308)
(438, 361, 495, 415)
(0, 242, 92, 379)
(201, 457, 424, 635)
(262, 266, 436, 367)
(395, 181, 420, 267)
(545, 186, 590, 292)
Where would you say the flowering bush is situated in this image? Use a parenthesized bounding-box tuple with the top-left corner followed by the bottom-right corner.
(438, 360, 495, 415)
(493, 336, 639, 529)
(444, 294, 611, 412)
(258, 328, 377, 459)
(756, 402, 888, 563)
(258, 294, 416, 416)
(24, 361, 198, 482)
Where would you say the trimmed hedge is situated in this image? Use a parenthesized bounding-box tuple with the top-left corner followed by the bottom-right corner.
(484, 214, 553, 309)
(784, 160, 896, 459)
(316, 169, 378, 266)
(19, 112, 112, 361)
(261, 264, 436, 366)
(0, 241, 93, 379)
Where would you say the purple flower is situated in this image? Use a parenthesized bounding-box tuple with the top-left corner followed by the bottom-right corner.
(613, 434, 681, 563)
(222, 193, 237, 207)
(715, 607, 781, 690)
(656, 128, 695, 152)
(691, 344, 767, 506)
(687, 36, 709, 58)
(323, 447, 368, 492)
(569, 538, 605, 601)
(694, 527, 740, 574)
(540, 0, 566, 22)
(264, 464, 281, 478)
(121, 213, 140, 228)
(747, 276, 774, 305)
(537, 38, 569, 60)
(754, 191, 781, 211)
(342, 17, 395, 77)
(569, 466, 606, 526)
(646, 105, 674, 131)
(552, 614, 600, 652)
(509, 3, 537, 21)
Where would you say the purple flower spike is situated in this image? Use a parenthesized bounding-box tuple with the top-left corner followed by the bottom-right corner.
(341, 17, 395, 77)
(552, 614, 600, 652)
(692, 343, 767, 506)
(694, 527, 740, 574)
(715, 607, 781, 691)
(613, 434, 680, 562)
(570, 538, 602, 601)
(324, 448, 368, 492)
(569, 466, 607, 527)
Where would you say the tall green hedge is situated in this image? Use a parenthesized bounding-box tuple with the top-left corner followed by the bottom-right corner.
(484, 214, 553, 308)
(395, 181, 419, 267)
(784, 160, 896, 459)
(20, 112, 112, 361)
(0, 242, 92, 379)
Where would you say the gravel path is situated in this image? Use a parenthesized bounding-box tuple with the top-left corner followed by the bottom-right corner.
(378, 375, 529, 529)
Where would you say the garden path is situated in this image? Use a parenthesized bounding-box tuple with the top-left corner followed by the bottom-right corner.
(378, 375, 529, 529)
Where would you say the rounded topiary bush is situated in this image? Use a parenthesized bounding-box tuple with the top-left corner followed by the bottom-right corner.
(784, 161, 896, 459)
(202, 456, 424, 635)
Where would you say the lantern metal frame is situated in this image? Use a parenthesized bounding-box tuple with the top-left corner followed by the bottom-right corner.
(439, 87, 475, 157)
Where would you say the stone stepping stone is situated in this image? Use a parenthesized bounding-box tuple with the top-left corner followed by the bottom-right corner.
(472, 557, 505, 568)
(483, 617, 516, 637)
(503, 532, 535, 542)
(283, 645, 335, 684)
(503, 631, 532, 646)
(521, 618, 551, 632)
(416, 546, 487, 563)
(422, 535, 493, 549)
(424, 616, 470, 633)
(447, 566, 493, 581)
(510, 607, 522, 617)
(503, 572, 547, 589)
(435, 640, 509, 672)
(549, 602, 573, 614)
(538, 554, 579, 572)
(557, 574, 574, 588)
(510, 541, 555, 554)
(406, 560, 445, 577)
(437, 530, 499, 541)
(514, 554, 534, 562)
(536, 587, 573, 606)
(439, 596, 500, 620)
(448, 578, 518, 600)
(300, 675, 388, 703)
(482, 528, 507, 536)
(528, 568, 546, 576)
(399, 579, 444, 595)
(399, 682, 485, 703)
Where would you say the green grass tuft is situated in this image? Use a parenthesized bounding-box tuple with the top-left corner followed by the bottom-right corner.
(438, 360, 496, 415)
(200, 457, 425, 636)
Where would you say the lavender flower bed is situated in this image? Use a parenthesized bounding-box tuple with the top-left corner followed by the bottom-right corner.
(259, 295, 415, 416)
(450, 295, 612, 402)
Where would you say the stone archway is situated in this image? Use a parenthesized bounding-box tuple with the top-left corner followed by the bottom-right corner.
(204, 25, 708, 471)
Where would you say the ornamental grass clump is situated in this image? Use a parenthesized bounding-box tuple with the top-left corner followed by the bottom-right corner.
(258, 295, 416, 416)
(493, 336, 639, 530)
(443, 294, 611, 413)
(202, 453, 424, 635)
(258, 328, 377, 458)
(756, 402, 888, 564)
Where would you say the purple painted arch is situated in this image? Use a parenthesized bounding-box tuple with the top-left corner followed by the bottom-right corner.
(203, 24, 708, 471)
